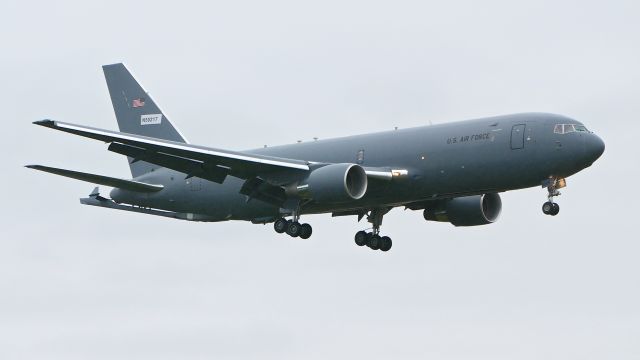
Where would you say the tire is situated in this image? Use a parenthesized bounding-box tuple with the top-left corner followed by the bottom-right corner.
(299, 223, 312, 239)
(354, 231, 368, 246)
(368, 235, 381, 250)
(286, 221, 302, 237)
(379, 236, 392, 252)
(550, 203, 560, 216)
(273, 218, 288, 233)
(542, 202, 553, 215)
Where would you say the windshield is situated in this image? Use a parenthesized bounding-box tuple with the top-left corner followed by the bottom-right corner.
(554, 124, 589, 134)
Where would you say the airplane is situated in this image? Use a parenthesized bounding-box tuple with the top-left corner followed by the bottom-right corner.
(27, 63, 605, 252)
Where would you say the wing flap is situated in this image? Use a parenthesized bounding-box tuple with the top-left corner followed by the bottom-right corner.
(25, 165, 164, 193)
(107, 142, 230, 183)
(239, 177, 287, 206)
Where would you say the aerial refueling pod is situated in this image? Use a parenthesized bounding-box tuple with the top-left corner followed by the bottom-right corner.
(291, 163, 368, 204)
(423, 193, 502, 226)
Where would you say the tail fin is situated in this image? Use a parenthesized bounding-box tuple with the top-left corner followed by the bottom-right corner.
(102, 63, 188, 177)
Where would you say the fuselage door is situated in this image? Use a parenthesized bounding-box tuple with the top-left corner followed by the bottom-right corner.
(510, 124, 526, 150)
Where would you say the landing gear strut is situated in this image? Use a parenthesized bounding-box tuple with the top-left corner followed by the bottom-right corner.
(354, 208, 392, 252)
(542, 177, 565, 216)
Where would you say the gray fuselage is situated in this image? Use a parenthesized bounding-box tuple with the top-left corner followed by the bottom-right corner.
(111, 113, 605, 222)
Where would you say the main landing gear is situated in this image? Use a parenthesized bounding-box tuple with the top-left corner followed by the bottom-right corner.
(541, 177, 565, 216)
(273, 217, 312, 239)
(354, 208, 392, 252)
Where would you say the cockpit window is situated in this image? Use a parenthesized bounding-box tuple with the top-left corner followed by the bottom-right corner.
(554, 124, 589, 134)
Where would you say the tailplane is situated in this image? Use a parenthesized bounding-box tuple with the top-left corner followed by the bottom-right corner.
(103, 63, 187, 177)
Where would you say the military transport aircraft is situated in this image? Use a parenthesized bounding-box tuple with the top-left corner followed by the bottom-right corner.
(28, 63, 605, 252)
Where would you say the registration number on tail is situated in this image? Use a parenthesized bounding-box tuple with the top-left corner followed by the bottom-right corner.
(141, 114, 162, 125)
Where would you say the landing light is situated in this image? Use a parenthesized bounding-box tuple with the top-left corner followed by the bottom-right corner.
(392, 169, 409, 177)
(556, 178, 567, 189)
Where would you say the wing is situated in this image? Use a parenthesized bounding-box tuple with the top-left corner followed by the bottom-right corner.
(34, 120, 310, 184)
(33, 119, 407, 206)
(25, 165, 164, 192)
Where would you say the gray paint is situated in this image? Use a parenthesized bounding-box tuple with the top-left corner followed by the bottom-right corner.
(123, 112, 602, 221)
(25, 164, 164, 193)
(30, 68, 605, 228)
(103, 63, 187, 177)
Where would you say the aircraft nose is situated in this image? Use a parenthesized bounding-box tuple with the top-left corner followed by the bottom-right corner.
(584, 133, 605, 163)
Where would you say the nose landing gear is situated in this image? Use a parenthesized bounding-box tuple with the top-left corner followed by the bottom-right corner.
(541, 177, 565, 216)
(542, 201, 560, 216)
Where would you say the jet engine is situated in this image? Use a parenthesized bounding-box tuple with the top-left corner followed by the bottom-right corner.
(423, 193, 502, 226)
(292, 163, 368, 203)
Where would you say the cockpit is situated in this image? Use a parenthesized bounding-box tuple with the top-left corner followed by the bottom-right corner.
(553, 124, 590, 134)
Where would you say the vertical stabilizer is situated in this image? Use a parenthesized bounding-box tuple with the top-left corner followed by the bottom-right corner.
(102, 63, 188, 177)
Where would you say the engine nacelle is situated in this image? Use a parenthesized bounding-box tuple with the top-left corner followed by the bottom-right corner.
(423, 193, 502, 226)
(292, 163, 368, 204)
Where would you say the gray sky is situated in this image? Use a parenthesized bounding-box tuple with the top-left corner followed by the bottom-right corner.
(1, 0, 639, 359)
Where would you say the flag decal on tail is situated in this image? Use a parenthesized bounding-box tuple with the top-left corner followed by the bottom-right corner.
(141, 114, 162, 125)
(132, 98, 145, 107)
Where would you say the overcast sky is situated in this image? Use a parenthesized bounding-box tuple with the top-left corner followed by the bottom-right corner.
(1, 1, 639, 359)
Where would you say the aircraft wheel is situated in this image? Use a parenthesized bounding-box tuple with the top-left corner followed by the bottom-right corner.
(299, 223, 313, 239)
(354, 231, 368, 246)
(368, 235, 381, 250)
(542, 202, 553, 215)
(274, 218, 288, 233)
(286, 221, 302, 237)
(550, 203, 560, 216)
(379, 236, 392, 252)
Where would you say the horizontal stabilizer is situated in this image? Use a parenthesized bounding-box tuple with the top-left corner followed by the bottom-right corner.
(25, 165, 163, 193)
(80, 194, 216, 222)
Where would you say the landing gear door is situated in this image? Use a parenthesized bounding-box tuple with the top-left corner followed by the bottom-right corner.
(510, 124, 526, 150)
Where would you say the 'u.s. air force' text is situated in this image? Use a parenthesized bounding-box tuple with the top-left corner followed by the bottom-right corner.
(447, 132, 492, 144)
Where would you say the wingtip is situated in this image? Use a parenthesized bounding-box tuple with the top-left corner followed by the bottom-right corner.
(33, 119, 55, 127)
(25, 164, 40, 170)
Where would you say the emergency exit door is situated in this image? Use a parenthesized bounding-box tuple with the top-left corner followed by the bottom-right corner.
(510, 124, 526, 150)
